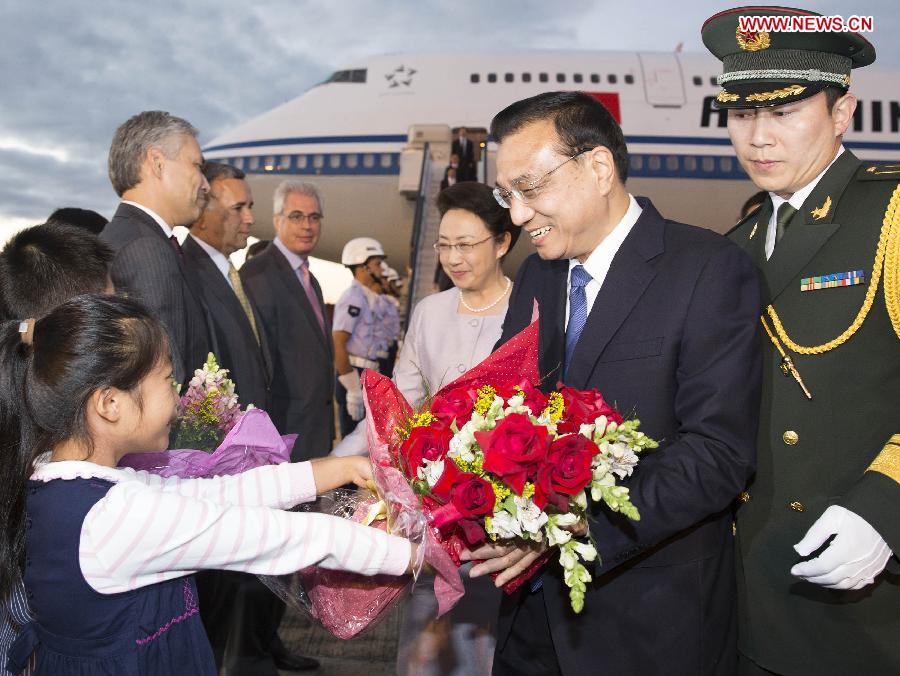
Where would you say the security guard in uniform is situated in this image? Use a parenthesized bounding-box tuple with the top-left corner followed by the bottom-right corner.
(704, 7, 900, 673)
(375, 263, 402, 377)
(333, 237, 388, 436)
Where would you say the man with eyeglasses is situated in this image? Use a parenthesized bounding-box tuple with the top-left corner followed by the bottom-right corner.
(461, 91, 762, 674)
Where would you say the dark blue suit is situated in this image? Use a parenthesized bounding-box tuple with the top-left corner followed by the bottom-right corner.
(494, 198, 762, 675)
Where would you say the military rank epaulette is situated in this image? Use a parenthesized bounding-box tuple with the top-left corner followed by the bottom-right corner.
(858, 163, 900, 180)
(724, 208, 759, 238)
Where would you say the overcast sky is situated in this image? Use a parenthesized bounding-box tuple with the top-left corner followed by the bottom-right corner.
(2, 0, 897, 241)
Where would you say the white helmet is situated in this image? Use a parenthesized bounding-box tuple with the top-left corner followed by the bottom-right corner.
(341, 237, 385, 266)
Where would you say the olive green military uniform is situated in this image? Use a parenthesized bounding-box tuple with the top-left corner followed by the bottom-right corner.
(727, 151, 900, 673)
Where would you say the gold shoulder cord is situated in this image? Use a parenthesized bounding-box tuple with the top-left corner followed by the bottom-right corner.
(766, 183, 900, 353)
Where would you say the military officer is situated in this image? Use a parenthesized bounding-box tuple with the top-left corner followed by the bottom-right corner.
(704, 6, 900, 674)
(333, 236, 389, 436)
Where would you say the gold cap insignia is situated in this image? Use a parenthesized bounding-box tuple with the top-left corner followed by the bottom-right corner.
(811, 195, 832, 221)
(716, 90, 740, 103)
(749, 222, 758, 239)
(736, 27, 770, 52)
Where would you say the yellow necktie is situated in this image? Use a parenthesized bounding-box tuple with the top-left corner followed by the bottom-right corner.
(228, 263, 260, 345)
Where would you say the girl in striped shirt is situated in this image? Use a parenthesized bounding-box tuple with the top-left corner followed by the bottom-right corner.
(0, 294, 415, 675)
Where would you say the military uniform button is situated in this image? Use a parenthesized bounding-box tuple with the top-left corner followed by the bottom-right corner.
(457, 363, 466, 373)
(789, 501, 805, 512)
(469, 319, 479, 327)
(739, 491, 750, 503)
(783, 430, 799, 445)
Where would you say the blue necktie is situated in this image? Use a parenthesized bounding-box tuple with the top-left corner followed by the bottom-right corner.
(564, 265, 593, 379)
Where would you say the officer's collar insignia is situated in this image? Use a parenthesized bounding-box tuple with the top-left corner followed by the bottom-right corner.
(800, 269, 864, 292)
(867, 164, 900, 175)
(749, 222, 758, 239)
(736, 27, 770, 52)
(811, 195, 832, 221)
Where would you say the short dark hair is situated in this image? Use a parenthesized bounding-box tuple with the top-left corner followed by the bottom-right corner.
(202, 162, 245, 185)
(47, 207, 108, 235)
(491, 91, 629, 182)
(823, 86, 844, 112)
(0, 294, 170, 599)
(437, 182, 520, 257)
(0, 222, 114, 320)
(108, 111, 198, 197)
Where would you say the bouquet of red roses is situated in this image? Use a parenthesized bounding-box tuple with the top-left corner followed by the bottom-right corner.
(365, 320, 657, 613)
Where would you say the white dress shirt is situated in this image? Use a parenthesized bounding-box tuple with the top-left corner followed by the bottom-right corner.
(565, 194, 643, 328)
(765, 146, 844, 260)
(190, 234, 232, 287)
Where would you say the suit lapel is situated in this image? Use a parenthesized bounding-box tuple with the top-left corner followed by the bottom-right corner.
(762, 151, 859, 301)
(567, 199, 664, 390)
(269, 247, 330, 353)
(537, 260, 568, 387)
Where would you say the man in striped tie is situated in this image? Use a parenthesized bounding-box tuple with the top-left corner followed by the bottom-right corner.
(465, 91, 762, 675)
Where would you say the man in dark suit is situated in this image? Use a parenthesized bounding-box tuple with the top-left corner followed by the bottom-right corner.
(462, 92, 761, 674)
(241, 180, 335, 462)
(452, 127, 476, 181)
(185, 163, 317, 674)
(704, 8, 900, 673)
(101, 110, 213, 386)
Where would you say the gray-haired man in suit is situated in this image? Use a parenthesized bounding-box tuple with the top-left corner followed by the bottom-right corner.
(101, 110, 213, 386)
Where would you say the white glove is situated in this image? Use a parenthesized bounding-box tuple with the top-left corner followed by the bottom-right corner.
(338, 371, 365, 421)
(791, 505, 892, 590)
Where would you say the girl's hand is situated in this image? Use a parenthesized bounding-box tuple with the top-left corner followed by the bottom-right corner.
(310, 456, 374, 494)
(344, 455, 373, 489)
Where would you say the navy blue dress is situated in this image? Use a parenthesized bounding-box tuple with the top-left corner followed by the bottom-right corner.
(8, 477, 216, 675)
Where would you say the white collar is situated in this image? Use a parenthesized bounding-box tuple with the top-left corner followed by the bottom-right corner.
(30, 453, 134, 483)
(569, 194, 643, 284)
(273, 236, 308, 272)
(190, 234, 232, 282)
(769, 145, 845, 215)
(121, 200, 174, 239)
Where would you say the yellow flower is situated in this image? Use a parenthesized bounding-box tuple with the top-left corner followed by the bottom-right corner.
(474, 385, 497, 416)
(411, 411, 436, 428)
(543, 392, 564, 421)
(523, 482, 535, 499)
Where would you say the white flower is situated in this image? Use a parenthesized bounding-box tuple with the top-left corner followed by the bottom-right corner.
(488, 510, 522, 539)
(559, 545, 578, 570)
(506, 394, 525, 408)
(573, 540, 597, 562)
(571, 490, 588, 511)
(547, 522, 573, 547)
(448, 433, 475, 462)
(416, 457, 444, 488)
(515, 495, 549, 537)
(608, 442, 639, 478)
(593, 414, 609, 438)
(579, 423, 595, 439)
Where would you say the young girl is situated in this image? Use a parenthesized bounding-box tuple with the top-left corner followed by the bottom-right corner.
(0, 294, 415, 674)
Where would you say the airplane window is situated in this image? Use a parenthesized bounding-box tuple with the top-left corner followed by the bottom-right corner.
(331, 71, 351, 83)
(608, 74, 618, 84)
(590, 74, 600, 84)
(556, 73, 566, 83)
(351, 69, 367, 83)
(719, 157, 733, 172)
(488, 73, 497, 83)
(313, 154, 324, 169)
(234, 157, 244, 170)
(522, 72, 532, 83)
(573, 73, 583, 84)
(539, 73, 548, 83)
(470, 73, 480, 83)
(363, 153, 375, 168)
(264, 155, 275, 171)
(505, 73, 514, 83)
(297, 155, 308, 169)
(702, 157, 715, 172)
(709, 76, 718, 86)
(624, 74, 635, 84)
(693, 76, 702, 86)
(684, 156, 697, 172)
(249, 156, 260, 170)
(346, 154, 358, 169)
(280, 155, 291, 169)
(630, 156, 644, 171)
(666, 156, 679, 171)
(648, 155, 661, 171)
(330, 154, 341, 169)
(380, 153, 393, 168)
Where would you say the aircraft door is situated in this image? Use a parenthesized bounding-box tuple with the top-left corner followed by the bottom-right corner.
(638, 53, 686, 107)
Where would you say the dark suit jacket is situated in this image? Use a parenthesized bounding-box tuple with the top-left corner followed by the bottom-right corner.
(451, 138, 476, 180)
(496, 198, 761, 675)
(100, 203, 214, 385)
(240, 243, 334, 461)
(728, 151, 900, 674)
(182, 236, 272, 411)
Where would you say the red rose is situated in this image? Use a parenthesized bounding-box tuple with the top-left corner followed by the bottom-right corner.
(430, 456, 465, 501)
(534, 434, 599, 512)
(430, 388, 476, 427)
(517, 381, 549, 417)
(556, 384, 623, 434)
(400, 423, 452, 479)
(475, 413, 549, 495)
(450, 474, 496, 518)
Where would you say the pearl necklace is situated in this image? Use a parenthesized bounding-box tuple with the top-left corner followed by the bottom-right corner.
(459, 277, 511, 313)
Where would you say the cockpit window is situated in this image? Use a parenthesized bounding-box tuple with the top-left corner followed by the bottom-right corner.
(321, 69, 367, 84)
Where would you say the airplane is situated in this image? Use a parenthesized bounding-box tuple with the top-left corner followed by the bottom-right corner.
(202, 50, 900, 297)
